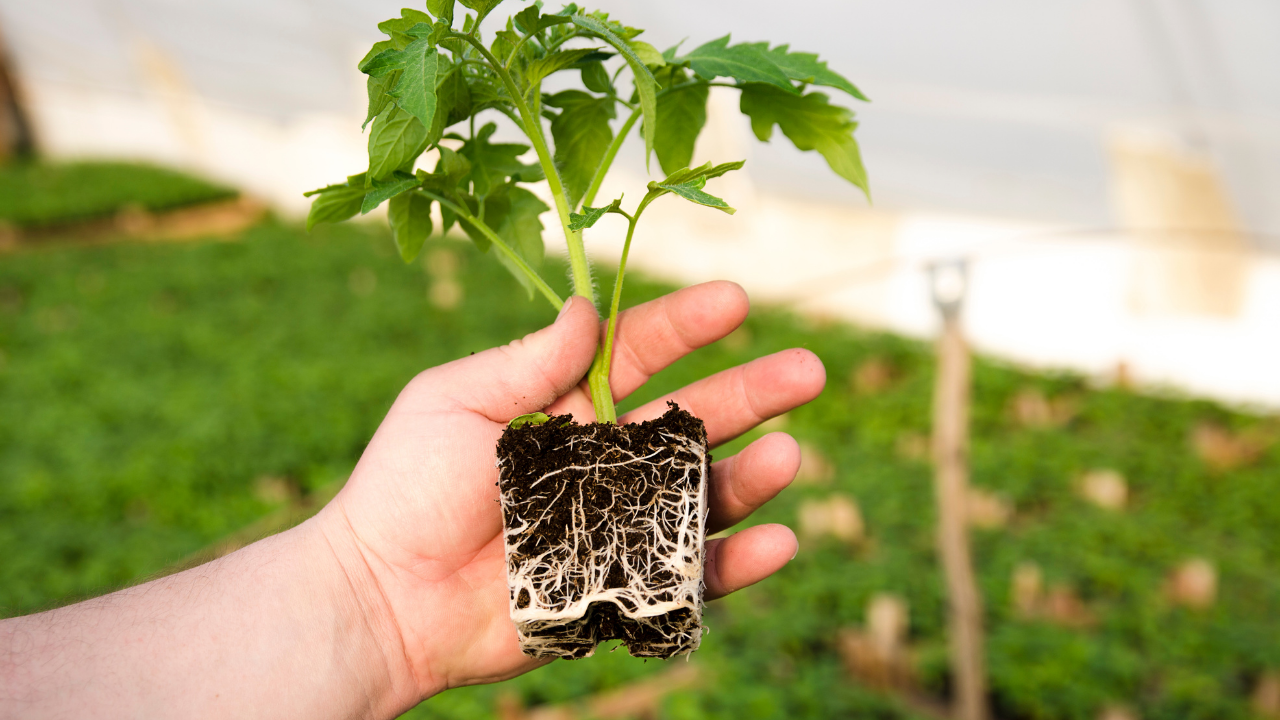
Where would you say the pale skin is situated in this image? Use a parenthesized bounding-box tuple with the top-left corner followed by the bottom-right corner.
(0, 281, 826, 720)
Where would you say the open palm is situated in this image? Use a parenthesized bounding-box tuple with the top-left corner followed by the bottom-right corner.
(320, 281, 825, 704)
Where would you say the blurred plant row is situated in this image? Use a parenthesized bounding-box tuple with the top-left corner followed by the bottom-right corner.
(0, 160, 236, 230)
(0, 166, 1278, 719)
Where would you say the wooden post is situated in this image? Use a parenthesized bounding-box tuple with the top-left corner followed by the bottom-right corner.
(929, 260, 989, 720)
(0, 19, 36, 161)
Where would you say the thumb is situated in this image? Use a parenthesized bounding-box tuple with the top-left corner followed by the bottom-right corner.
(419, 295, 599, 421)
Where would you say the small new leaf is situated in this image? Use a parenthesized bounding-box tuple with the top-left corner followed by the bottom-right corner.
(680, 35, 795, 92)
(568, 199, 621, 230)
(641, 161, 744, 213)
(508, 412, 550, 429)
(739, 84, 869, 199)
(654, 176, 735, 214)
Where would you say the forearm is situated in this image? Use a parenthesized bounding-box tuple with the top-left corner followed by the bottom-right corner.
(0, 516, 418, 720)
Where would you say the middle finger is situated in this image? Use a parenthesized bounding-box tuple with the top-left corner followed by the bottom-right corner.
(545, 281, 750, 419)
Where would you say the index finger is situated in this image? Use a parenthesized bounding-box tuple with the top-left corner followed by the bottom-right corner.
(605, 280, 750, 402)
(545, 281, 750, 419)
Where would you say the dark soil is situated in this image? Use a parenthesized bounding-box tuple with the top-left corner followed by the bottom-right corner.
(496, 403, 710, 659)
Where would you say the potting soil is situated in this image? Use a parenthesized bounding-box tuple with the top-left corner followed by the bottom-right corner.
(495, 403, 709, 659)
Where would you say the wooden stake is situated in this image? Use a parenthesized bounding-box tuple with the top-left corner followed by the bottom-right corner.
(929, 261, 989, 720)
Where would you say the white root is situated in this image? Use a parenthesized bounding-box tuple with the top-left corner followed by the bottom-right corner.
(497, 422, 709, 660)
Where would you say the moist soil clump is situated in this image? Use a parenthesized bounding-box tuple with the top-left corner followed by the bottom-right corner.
(496, 403, 710, 659)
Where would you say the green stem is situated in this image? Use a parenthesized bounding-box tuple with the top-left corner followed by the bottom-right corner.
(420, 191, 564, 310)
(586, 210, 640, 423)
(447, 31, 594, 306)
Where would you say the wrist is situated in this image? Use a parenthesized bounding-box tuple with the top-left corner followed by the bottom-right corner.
(305, 506, 442, 715)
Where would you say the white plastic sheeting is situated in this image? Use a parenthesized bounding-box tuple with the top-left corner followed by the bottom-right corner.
(1, 0, 1278, 407)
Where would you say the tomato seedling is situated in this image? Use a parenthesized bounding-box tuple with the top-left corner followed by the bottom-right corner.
(306, 0, 868, 659)
(307, 0, 868, 423)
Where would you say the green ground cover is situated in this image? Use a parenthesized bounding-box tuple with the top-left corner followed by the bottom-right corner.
(1, 222, 1277, 719)
(0, 160, 237, 228)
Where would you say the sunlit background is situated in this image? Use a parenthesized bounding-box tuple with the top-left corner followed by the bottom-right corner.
(1, 1, 1278, 719)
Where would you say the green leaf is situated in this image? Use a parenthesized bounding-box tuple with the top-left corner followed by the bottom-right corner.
(457, 0, 502, 22)
(304, 173, 367, 231)
(739, 83, 869, 199)
(491, 28, 523, 68)
(364, 71, 400, 130)
(656, 160, 745, 186)
(512, 4, 540, 34)
(388, 39, 441, 131)
(508, 412, 550, 429)
(360, 45, 407, 77)
(492, 187, 549, 299)
(523, 48, 603, 95)
(405, 22, 435, 40)
(580, 61, 612, 93)
(440, 203, 457, 235)
(571, 13, 658, 169)
(627, 40, 666, 67)
(368, 105, 428, 180)
(378, 9, 434, 39)
(680, 35, 795, 92)
(513, 5, 572, 34)
(568, 198, 621, 230)
(467, 76, 511, 112)
(548, 91, 615, 207)
(662, 41, 685, 63)
(654, 78, 708, 175)
(654, 175, 734, 214)
(361, 171, 419, 215)
(388, 191, 433, 262)
(437, 146, 472, 184)
(461, 186, 549, 299)
(427, 0, 454, 24)
(460, 122, 533, 197)
(749, 43, 868, 101)
(360, 40, 395, 68)
(431, 66, 473, 143)
(640, 161, 743, 213)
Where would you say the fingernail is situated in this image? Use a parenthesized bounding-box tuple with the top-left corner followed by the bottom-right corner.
(556, 297, 574, 322)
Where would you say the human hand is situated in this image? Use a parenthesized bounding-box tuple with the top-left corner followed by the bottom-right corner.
(317, 281, 826, 713)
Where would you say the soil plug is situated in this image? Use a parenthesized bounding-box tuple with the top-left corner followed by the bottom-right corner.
(497, 404, 708, 658)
